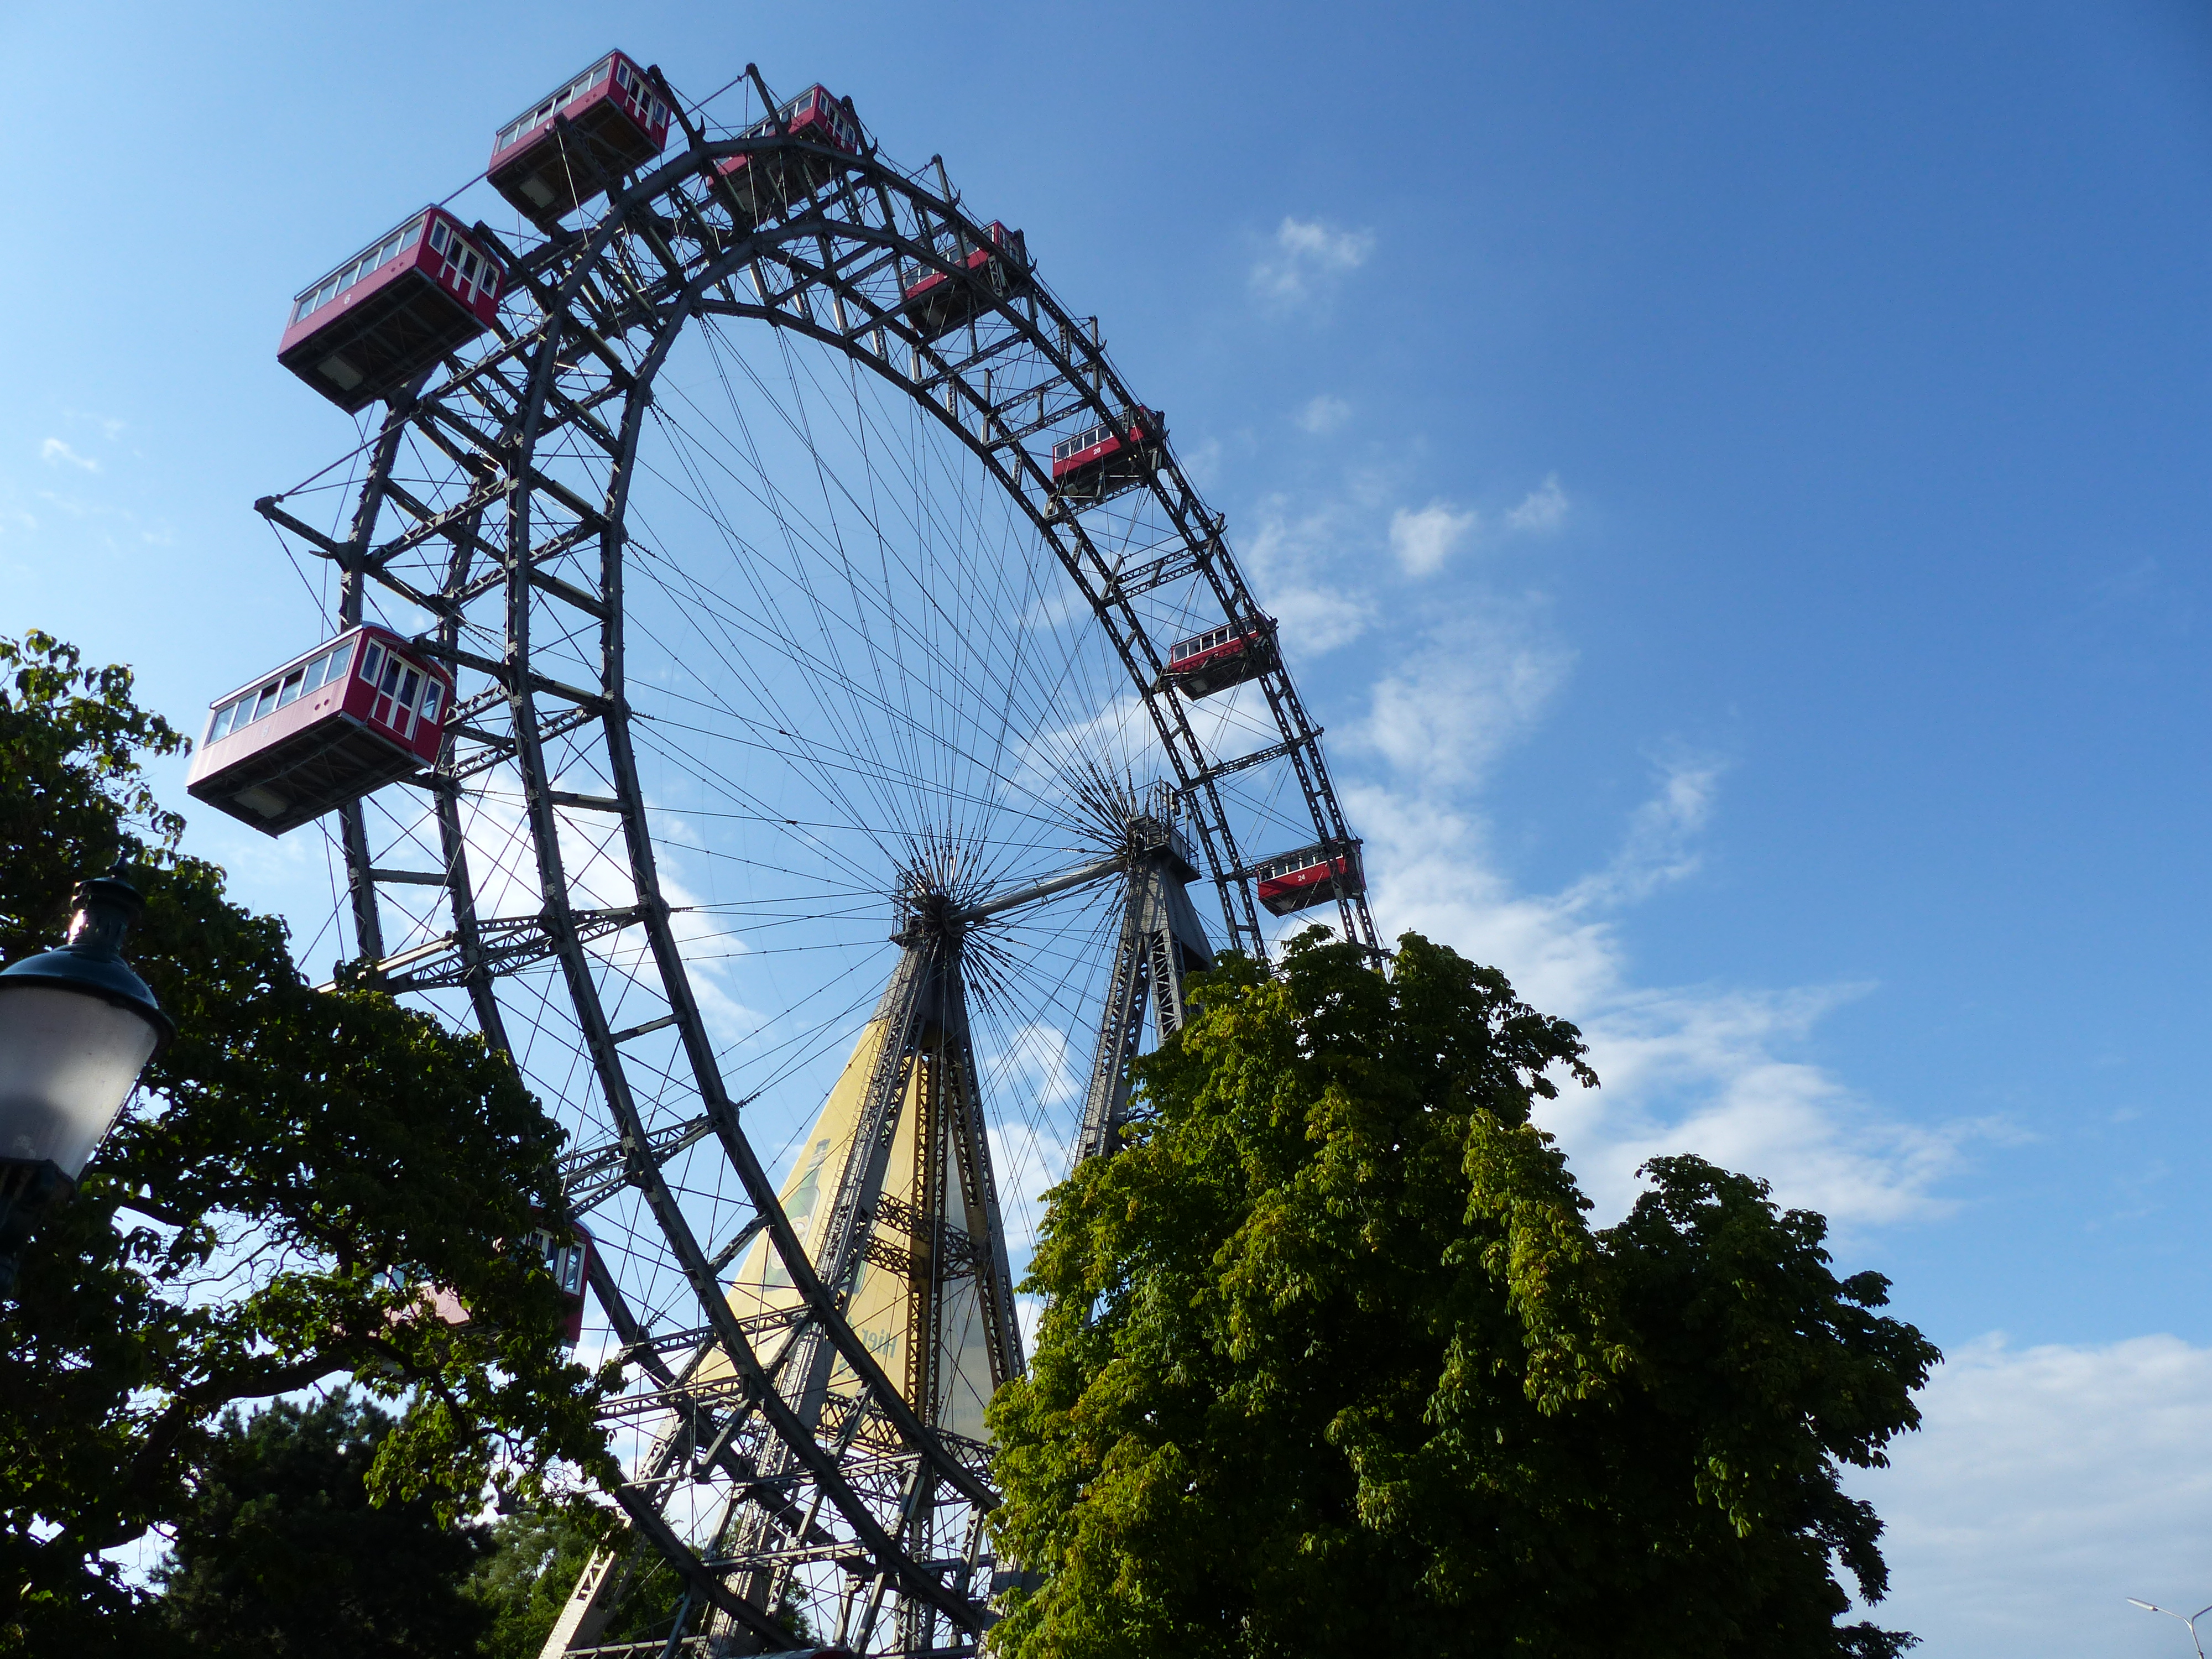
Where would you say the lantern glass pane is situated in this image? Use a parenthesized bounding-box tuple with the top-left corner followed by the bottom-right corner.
(0, 986, 161, 1180)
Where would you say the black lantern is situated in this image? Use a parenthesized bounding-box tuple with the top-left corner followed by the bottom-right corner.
(0, 865, 174, 1292)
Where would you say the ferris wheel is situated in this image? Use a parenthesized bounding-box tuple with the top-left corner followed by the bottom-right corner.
(189, 53, 1378, 1656)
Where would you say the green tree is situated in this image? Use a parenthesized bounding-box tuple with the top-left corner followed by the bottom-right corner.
(467, 1507, 601, 1658)
(462, 1507, 821, 1657)
(156, 1390, 492, 1657)
(0, 632, 619, 1652)
(987, 930, 1937, 1659)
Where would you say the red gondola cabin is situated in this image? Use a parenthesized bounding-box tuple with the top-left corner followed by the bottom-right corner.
(187, 627, 453, 837)
(407, 1220, 596, 1348)
(1051, 409, 1165, 501)
(488, 51, 671, 221)
(902, 222, 1029, 341)
(279, 209, 503, 412)
(533, 1220, 594, 1348)
(1252, 841, 1365, 917)
(1159, 618, 1278, 699)
(714, 85, 862, 227)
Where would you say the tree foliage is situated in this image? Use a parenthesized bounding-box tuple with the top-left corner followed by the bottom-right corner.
(156, 1391, 492, 1657)
(0, 632, 619, 1650)
(466, 1506, 603, 1659)
(987, 930, 1938, 1659)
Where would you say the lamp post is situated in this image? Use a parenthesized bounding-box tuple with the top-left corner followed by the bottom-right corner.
(2128, 1599, 2212, 1659)
(0, 864, 174, 1294)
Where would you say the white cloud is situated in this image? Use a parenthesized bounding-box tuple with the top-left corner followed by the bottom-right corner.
(1566, 755, 1721, 907)
(1343, 764, 1990, 1229)
(1389, 500, 1479, 577)
(1849, 1333, 2212, 1658)
(61, 409, 126, 442)
(1562, 983, 1992, 1225)
(985, 1020, 1081, 1113)
(1250, 217, 1375, 307)
(1360, 612, 1574, 785)
(1177, 434, 1224, 487)
(1015, 1292, 1046, 1361)
(1237, 470, 1568, 659)
(1244, 494, 1376, 655)
(1295, 394, 1351, 435)
(1009, 688, 1158, 795)
(988, 1110, 1072, 1262)
(39, 438, 97, 472)
(1505, 473, 1569, 534)
(658, 865, 766, 1047)
(1322, 535, 1984, 1230)
(1383, 478, 1566, 581)
(1023, 586, 1087, 633)
(1265, 582, 1375, 656)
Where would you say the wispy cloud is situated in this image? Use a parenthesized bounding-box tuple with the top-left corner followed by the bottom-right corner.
(1850, 1332, 2212, 1656)
(1244, 494, 1378, 655)
(1295, 394, 1351, 435)
(0, 492, 36, 539)
(1378, 477, 1568, 578)
(1177, 434, 1224, 488)
(1236, 463, 1573, 688)
(985, 1021, 1082, 1113)
(989, 1109, 1073, 1264)
(1389, 500, 1478, 577)
(1566, 754, 1722, 907)
(1250, 217, 1374, 309)
(61, 409, 126, 442)
(1505, 473, 1569, 534)
(1331, 559, 1986, 1230)
(1359, 601, 1574, 785)
(39, 438, 97, 472)
(1347, 775, 1990, 1229)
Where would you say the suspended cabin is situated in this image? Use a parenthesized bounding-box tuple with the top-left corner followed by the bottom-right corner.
(186, 627, 452, 837)
(1159, 618, 1278, 699)
(533, 1220, 594, 1347)
(1050, 409, 1165, 502)
(714, 84, 862, 227)
(278, 209, 504, 412)
(404, 1220, 596, 1348)
(901, 221, 1029, 341)
(487, 51, 671, 220)
(1252, 841, 1365, 917)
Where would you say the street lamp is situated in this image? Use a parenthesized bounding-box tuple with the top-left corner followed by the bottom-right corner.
(2129, 1599, 2212, 1659)
(0, 864, 174, 1293)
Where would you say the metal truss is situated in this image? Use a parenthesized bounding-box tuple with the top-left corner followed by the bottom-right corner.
(258, 59, 1380, 1657)
(1076, 817, 1217, 1163)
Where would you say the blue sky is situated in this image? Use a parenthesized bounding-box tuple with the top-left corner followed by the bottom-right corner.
(5, 2, 2211, 1651)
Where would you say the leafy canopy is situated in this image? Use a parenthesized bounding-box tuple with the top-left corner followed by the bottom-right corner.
(987, 929, 1938, 1659)
(156, 1390, 493, 1658)
(467, 1506, 605, 1659)
(0, 631, 619, 1650)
